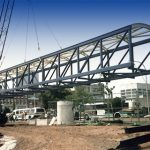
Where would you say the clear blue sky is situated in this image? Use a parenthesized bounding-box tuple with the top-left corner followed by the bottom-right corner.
(2, 0, 150, 69)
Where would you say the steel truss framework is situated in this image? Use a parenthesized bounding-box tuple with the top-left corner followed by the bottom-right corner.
(0, 23, 150, 99)
(0, 0, 15, 61)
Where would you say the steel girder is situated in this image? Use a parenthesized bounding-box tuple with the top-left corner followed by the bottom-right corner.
(0, 23, 150, 98)
(0, 0, 15, 61)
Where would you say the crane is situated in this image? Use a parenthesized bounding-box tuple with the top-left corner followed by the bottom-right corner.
(0, 0, 15, 125)
(0, 0, 15, 61)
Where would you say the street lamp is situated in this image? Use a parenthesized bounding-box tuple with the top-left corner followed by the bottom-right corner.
(134, 61, 149, 114)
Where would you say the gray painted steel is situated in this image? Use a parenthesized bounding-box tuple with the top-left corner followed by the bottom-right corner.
(0, 23, 150, 98)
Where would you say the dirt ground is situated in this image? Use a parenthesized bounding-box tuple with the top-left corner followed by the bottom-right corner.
(0, 124, 125, 150)
(0, 124, 150, 150)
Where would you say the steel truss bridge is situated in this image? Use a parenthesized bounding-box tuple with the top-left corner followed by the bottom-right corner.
(0, 23, 150, 99)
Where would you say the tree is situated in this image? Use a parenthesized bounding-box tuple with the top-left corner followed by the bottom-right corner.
(3, 107, 11, 114)
(66, 86, 94, 106)
(111, 97, 122, 112)
(39, 88, 71, 110)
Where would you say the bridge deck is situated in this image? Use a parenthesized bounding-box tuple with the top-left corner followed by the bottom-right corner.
(0, 23, 150, 98)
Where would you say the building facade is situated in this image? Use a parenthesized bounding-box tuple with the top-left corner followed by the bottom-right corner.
(82, 83, 105, 102)
(0, 95, 41, 111)
(113, 83, 150, 109)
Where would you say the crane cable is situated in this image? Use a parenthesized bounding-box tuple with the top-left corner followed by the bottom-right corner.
(0, 56, 5, 68)
(24, 1, 30, 62)
(0, 0, 11, 60)
(0, 0, 15, 66)
(0, 0, 5, 23)
(0, 1, 23, 69)
(0, 0, 6, 67)
(30, 0, 40, 51)
(46, 22, 63, 50)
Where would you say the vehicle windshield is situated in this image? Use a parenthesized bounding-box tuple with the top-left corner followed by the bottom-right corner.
(36, 108, 45, 113)
(84, 104, 107, 110)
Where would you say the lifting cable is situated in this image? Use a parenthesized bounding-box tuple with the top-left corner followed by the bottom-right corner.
(0, 0, 6, 23)
(24, 0, 30, 62)
(0, 56, 5, 68)
(0, 4, 24, 69)
(46, 22, 63, 50)
(29, 0, 62, 53)
(0, 0, 5, 67)
(0, 0, 15, 67)
(29, 0, 40, 51)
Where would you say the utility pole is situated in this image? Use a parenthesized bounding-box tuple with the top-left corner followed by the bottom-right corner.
(105, 83, 115, 121)
(136, 90, 140, 122)
(145, 75, 149, 114)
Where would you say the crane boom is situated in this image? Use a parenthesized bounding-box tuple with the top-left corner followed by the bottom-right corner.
(0, 0, 15, 125)
(0, 0, 15, 61)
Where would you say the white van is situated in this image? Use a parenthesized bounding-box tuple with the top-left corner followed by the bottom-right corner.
(12, 107, 45, 120)
(29, 107, 46, 119)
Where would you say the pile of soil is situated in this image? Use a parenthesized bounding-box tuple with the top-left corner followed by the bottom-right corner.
(0, 125, 150, 150)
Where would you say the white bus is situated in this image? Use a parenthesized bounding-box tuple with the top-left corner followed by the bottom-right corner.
(83, 102, 135, 120)
(12, 107, 46, 120)
(83, 102, 109, 120)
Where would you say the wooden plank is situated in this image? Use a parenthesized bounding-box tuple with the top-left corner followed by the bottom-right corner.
(116, 134, 150, 149)
(125, 125, 150, 134)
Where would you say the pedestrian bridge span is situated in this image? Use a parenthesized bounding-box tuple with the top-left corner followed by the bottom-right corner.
(0, 23, 150, 98)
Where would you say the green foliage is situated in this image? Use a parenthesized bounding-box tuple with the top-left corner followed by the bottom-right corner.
(3, 107, 11, 114)
(39, 85, 96, 110)
(39, 88, 71, 110)
(0, 105, 11, 114)
(111, 97, 122, 112)
(66, 86, 94, 106)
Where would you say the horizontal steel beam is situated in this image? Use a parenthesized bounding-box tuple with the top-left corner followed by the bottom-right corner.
(0, 23, 150, 97)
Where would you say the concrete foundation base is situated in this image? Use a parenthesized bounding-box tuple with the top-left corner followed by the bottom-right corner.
(36, 119, 50, 126)
(28, 119, 36, 125)
(28, 119, 51, 126)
